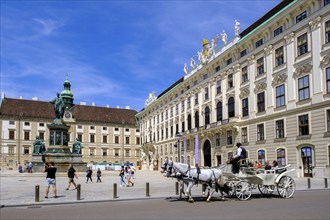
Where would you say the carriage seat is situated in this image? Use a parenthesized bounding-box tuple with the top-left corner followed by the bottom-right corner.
(240, 167, 257, 175)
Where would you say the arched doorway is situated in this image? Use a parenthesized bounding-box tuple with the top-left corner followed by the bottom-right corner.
(203, 140, 211, 167)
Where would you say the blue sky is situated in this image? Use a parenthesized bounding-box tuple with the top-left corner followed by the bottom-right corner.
(1, 0, 281, 111)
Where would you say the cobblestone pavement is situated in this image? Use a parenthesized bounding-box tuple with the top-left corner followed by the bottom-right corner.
(0, 169, 328, 207)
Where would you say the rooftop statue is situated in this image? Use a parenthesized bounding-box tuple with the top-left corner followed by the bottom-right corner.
(221, 30, 227, 45)
(184, 63, 188, 75)
(190, 57, 196, 69)
(235, 20, 240, 36)
(145, 91, 157, 107)
(50, 93, 65, 119)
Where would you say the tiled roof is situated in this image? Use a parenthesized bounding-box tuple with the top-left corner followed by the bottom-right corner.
(0, 98, 138, 125)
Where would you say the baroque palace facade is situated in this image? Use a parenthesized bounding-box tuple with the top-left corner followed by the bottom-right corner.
(137, 0, 330, 178)
(0, 78, 141, 170)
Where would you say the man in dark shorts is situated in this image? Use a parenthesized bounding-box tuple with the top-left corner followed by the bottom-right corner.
(45, 161, 57, 198)
(66, 164, 78, 190)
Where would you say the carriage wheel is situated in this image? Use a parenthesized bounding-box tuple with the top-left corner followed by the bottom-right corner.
(235, 181, 252, 201)
(277, 176, 295, 198)
(258, 185, 275, 195)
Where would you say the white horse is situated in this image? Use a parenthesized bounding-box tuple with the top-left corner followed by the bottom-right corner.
(161, 160, 227, 203)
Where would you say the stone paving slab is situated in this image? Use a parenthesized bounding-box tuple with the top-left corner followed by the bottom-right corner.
(0, 170, 328, 207)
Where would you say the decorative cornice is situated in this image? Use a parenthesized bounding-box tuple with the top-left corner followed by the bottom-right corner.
(263, 44, 273, 56)
(284, 32, 295, 44)
(320, 55, 330, 68)
(293, 62, 313, 78)
(272, 74, 288, 87)
(309, 16, 322, 30)
(239, 87, 250, 99)
(254, 82, 267, 93)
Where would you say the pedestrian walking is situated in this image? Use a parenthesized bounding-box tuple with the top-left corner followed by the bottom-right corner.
(119, 165, 126, 187)
(44, 161, 57, 198)
(131, 165, 136, 179)
(125, 165, 134, 187)
(96, 168, 102, 183)
(66, 164, 78, 190)
(86, 167, 93, 183)
(18, 162, 22, 173)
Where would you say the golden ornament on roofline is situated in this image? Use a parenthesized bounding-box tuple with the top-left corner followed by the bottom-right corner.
(202, 38, 209, 46)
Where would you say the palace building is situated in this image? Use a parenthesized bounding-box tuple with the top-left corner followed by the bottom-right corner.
(136, 0, 330, 178)
(0, 78, 141, 170)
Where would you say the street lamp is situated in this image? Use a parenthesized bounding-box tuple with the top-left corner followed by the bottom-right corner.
(122, 120, 125, 164)
(175, 131, 182, 162)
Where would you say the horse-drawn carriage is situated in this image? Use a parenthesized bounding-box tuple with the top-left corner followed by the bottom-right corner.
(161, 158, 296, 202)
(218, 159, 296, 201)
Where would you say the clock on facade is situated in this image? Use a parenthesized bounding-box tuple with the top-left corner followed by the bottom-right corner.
(65, 112, 71, 119)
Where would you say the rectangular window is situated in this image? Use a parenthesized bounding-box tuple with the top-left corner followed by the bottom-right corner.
(204, 87, 209, 100)
(228, 74, 233, 88)
(181, 101, 185, 112)
(274, 26, 283, 37)
(187, 97, 191, 109)
(195, 93, 199, 105)
(9, 120, 15, 125)
(227, 130, 233, 145)
(216, 80, 221, 94)
(24, 147, 29, 155)
(176, 104, 179, 115)
(194, 80, 198, 86)
(256, 39, 263, 48)
(275, 46, 284, 66)
(90, 134, 95, 143)
(77, 125, 83, 129)
(227, 58, 232, 65)
(257, 124, 265, 141)
(115, 149, 119, 157)
(257, 57, 264, 75)
(103, 127, 107, 131)
(90, 126, 95, 130)
(241, 127, 248, 143)
(39, 132, 44, 140)
(125, 137, 130, 144)
(39, 123, 44, 127)
(215, 65, 220, 72)
(297, 33, 308, 56)
(203, 74, 208, 80)
(298, 75, 309, 101)
(257, 92, 265, 112)
(276, 119, 285, 139)
(89, 148, 95, 156)
(326, 67, 330, 94)
(103, 135, 107, 143)
(325, 20, 330, 43)
(24, 131, 29, 140)
(115, 136, 119, 144)
(24, 122, 30, 126)
(296, 11, 307, 23)
(9, 147, 14, 155)
(136, 137, 140, 145)
(125, 149, 130, 157)
(325, 0, 330, 5)
(299, 115, 309, 135)
(276, 84, 285, 107)
(102, 149, 107, 156)
(242, 98, 249, 117)
(240, 49, 246, 58)
(216, 133, 220, 146)
(241, 66, 248, 83)
(115, 127, 119, 131)
(327, 109, 330, 132)
(9, 130, 15, 140)
(78, 134, 82, 142)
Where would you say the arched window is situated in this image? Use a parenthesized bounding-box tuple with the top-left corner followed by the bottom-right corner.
(228, 97, 235, 118)
(195, 111, 199, 129)
(187, 114, 192, 130)
(277, 148, 286, 166)
(205, 106, 210, 125)
(258, 150, 265, 165)
(217, 102, 223, 121)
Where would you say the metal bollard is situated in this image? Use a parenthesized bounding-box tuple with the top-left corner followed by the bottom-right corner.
(76, 184, 81, 200)
(325, 178, 328, 188)
(175, 182, 179, 195)
(35, 185, 40, 202)
(146, 182, 150, 197)
(113, 183, 118, 198)
(307, 178, 311, 189)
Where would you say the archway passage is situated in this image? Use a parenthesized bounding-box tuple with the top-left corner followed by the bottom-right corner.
(203, 140, 212, 167)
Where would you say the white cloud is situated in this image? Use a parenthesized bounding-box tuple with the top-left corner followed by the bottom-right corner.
(34, 18, 64, 35)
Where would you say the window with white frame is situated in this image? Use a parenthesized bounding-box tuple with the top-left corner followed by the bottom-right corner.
(257, 57, 264, 75)
(242, 98, 249, 117)
(275, 46, 284, 66)
(257, 92, 265, 112)
(181, 101, 185, 112)
(90, 148, 95, 156)
(114, 149, 119, 156)
(204, 87, 209, 100)
(298, 75, 309, 101)
(326, 67, 330, 94)
(228, 74, 233, 88)
(102, 149, 107, 156)
(257, 124, 265, 141)
(327, 109, 330, 132)
(276, 119, 285, 139)
(299, 114, 309, 136)
(187, 97, 191, 109)
(176, 104, 179, 115)
(256, 39, 263, 48)
(258, 150, 265, 165)
(9, 130, 15, 140)
(274, 26, 283, 37)
(90, 134, 95, 143)
(276, 84, 285, 107)
(194, 93, 199, 105)
(216, 102, 222, 121)
(228, 97, 235, 118)
(241, 66, 248, 83)
(241, 127, 248, 143)
(216, 133, 220, 146)
(296, 11, 307, 23)
(227, 130, 233, 145)
(240, 49, 246, 58)
(297, 33, 308, 56)
(216, 80, 221, 94)
(325, 20, 330, 43)
(277, 148, 286, 166)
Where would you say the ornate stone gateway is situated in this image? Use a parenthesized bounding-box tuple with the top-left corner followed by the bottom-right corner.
(32, 77, 87, 172)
